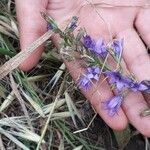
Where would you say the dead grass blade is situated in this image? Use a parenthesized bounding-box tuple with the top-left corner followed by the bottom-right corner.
(0, 30, 52, 80)
(43, 63, 65, 92)
(36, 81, 65, 150)
(0, 116, 45, 144)
(10, 73, 34, 132)
(65, 91, 84, 125)
(0, 25, 17, 39)
(73, 145, 83, 150)
(58, 132, 64, 150)
(65, 91, 77, 127)
(50, 112, 71, 120)
(10, 19, 19, 36)
(8, 130, 45, 144)
(0, 91, 15, 112)
(42, 99, 65, 115)
(21, 89, 45, 117)
(0, 127, 30, 150)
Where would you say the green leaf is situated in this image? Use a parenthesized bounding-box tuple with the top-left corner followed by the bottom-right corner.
(0, 47, 16, 56)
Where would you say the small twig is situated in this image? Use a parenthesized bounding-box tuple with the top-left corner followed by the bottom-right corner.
(0, 30, 52, 80)
(36, 77, 65, 150)
(10, 73, 34, 132)
(73, 112, 97, 134)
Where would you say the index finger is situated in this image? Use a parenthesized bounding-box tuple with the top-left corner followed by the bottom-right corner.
(15, 0, 48, 71)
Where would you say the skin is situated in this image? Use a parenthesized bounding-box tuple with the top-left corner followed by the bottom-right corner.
(15, 0, 150, 136)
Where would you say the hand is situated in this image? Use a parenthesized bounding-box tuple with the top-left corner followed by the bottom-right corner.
(15, 0, 150, 136)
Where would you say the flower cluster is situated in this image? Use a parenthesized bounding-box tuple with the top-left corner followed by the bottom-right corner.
(82, 34, 150, 115)
(104, 71, 149, 115)
(83, 35, 108, 58)
(105, 71, 149, 92)
(43, 14, 150, 116)
(83, 35, 124, 58)
(78, 66, 101, 90)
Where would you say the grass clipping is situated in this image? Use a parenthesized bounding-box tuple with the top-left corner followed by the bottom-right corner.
(0, 30, 52, 79)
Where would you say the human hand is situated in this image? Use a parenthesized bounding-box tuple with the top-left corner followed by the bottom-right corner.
(15, 0, 150, 136)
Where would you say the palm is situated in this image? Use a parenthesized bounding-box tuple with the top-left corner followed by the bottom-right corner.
(16, 0, 150, 136)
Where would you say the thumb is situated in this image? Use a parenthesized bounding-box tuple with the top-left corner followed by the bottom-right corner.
(15, 0, 48, 71)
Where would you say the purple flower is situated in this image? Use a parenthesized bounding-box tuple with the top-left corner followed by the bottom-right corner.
(78, 76, 92, 90)
(78, 66, 101, 90)
(95, 38, 108, 58)
(112, 39, 124, 57)
(83, 35, 96, 50)
(104, 95, 123, 116)
(128, 81, 149, 92)
(106, 71, 149, 92)
(106, 71, 129, 91)
(83, 35, 108, 58)
(87, 66, 101, 80)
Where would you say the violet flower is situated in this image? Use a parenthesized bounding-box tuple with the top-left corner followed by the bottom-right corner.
(83, 35, 108, 58)
(86, 66, 101, 80)
(112, 39, 123, 57)
(106, 71, 149, 92)
(78, 76, 92, 90)
(106, 71, 129, 91)
(104, 95, 123, 116)
(78, 66, 101, 90)
(128, 81, 149, 92)
(95, 38, 108, 58)
(83, 35, 96, 50)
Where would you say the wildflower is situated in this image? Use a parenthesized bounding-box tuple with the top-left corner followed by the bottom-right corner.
(78, 66, 101, 90)
(104, 95, 123, 116)
(106, 71, 129, 91)
(95, 38, 108, 58)
(111, 39, 124, 57)
(78, 76, 92, 90)
(87, 66, 101, 80)
(128, 81, 149, 92)
(106, 71, 150, 93)
(83, 35, 108, 57)
(83, 35, 96, 50)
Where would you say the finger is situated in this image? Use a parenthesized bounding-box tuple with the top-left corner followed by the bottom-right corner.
(15, 0, 48, 71)
(123, 92, 150, 137)
(65, 60, 128, 130)
(135, 8, 150, 48)
(117, 28, 150, 136)
(118, 28, 150, 81)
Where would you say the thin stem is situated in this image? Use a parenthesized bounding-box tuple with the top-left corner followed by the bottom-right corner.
(36, 77, 65, 150)
(0, 30, 52, 80)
